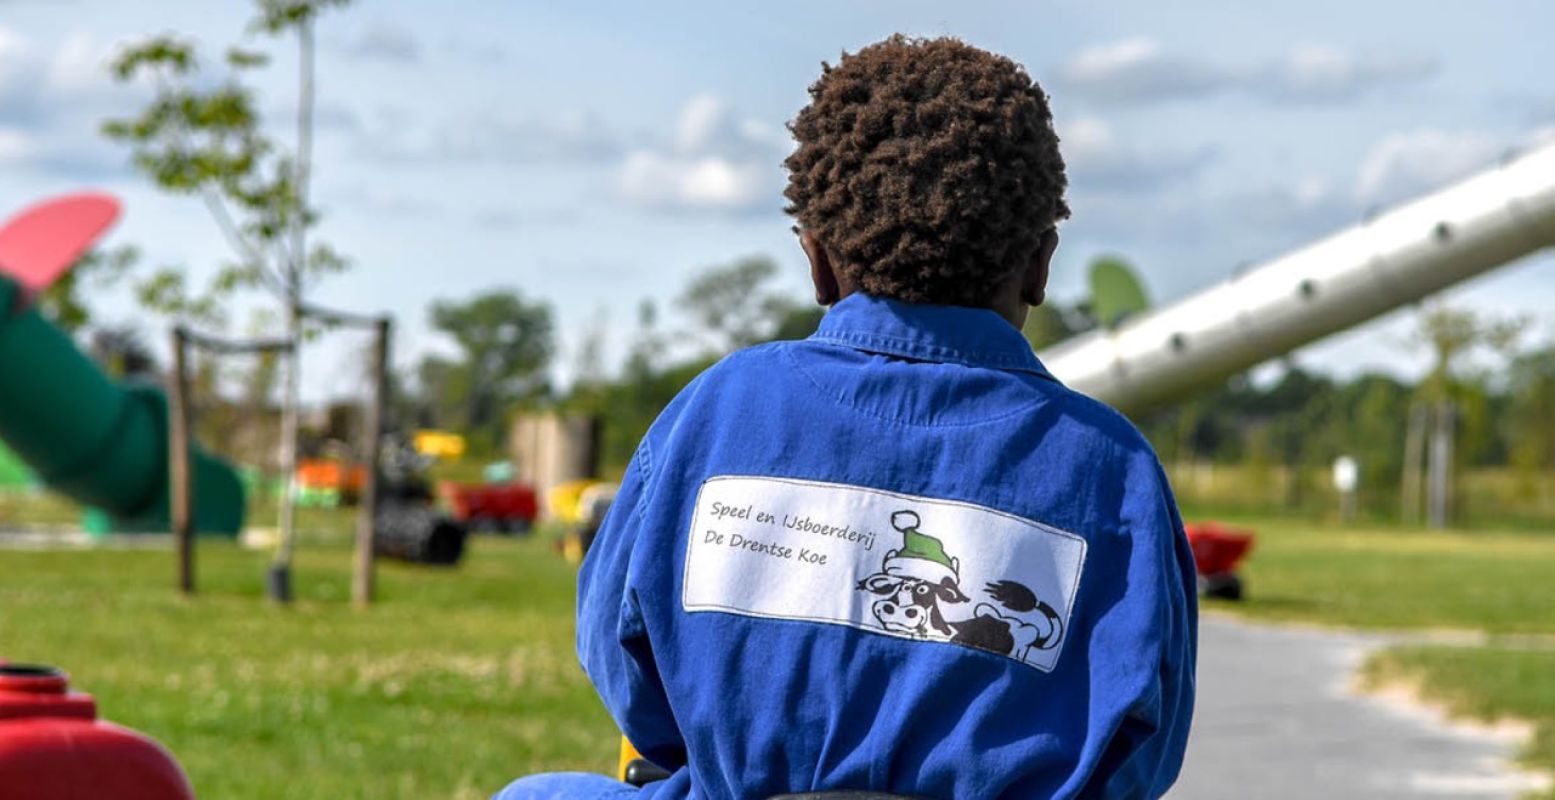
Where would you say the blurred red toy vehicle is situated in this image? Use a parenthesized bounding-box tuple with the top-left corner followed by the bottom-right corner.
(1184, 521, 1255, 600)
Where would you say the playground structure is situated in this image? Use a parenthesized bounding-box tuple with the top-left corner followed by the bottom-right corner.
(2, 142, 1553, 550)
(0, 195, 244, 536)
(1039, 140, 1555, 415)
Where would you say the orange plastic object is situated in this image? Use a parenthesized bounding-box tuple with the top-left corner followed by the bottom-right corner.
(295, 458, 366, 492)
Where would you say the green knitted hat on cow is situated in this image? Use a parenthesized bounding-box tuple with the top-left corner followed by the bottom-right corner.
(885, 510, 957, 584)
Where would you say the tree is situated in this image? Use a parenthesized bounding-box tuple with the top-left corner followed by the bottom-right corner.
(560, 268, 823, 476)
(769, 305, 825, 342)
(103, 4, 351, 322)
(423, 290, 555, 450)
(679, 256, 802, 353)
(1404, 305, 1525, 526)
(1412, 306, 1524, 400)
(102, 0, 353, 582)
(36, 247, 139, 335)
(1505, 347, 1555, 488)
(87, 326, 158, 379)
(1021, 303, 1082, 351)
(1334, 374, 1412, 512)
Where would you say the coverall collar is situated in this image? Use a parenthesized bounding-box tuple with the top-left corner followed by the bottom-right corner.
(809, 293, 1058, 381)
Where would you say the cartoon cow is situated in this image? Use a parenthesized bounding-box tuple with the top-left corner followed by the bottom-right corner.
(855, 510, 1063, 662)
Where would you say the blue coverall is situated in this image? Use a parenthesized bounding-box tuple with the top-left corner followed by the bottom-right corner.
(496, 294, 1197, 799)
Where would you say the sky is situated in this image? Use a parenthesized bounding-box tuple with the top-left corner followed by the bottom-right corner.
(3, 0, 1554, 401)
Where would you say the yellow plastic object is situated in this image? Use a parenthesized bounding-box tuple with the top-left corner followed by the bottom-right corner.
(562, 532, 584, 566)
(547, 479, 600, 524)
(412, 429, 466, 460)
(618, 737, 643, 782)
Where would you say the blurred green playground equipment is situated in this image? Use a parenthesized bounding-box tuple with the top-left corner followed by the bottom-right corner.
(0, 443, 38, 491)
(0, 193, 244, 536)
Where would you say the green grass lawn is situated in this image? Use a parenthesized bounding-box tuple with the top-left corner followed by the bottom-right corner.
(3, 508, 1553, 797)
(0, 534, 617, 799)
(1199, 516, 1555, 634)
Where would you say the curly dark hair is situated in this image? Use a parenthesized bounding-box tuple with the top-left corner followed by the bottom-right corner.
(784, 35, 1069, 307)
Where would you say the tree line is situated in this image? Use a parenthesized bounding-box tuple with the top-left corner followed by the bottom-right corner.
(36, 0, 1552, 528)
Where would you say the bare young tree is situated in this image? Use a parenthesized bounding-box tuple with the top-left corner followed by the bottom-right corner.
(103, 0, 353, 598)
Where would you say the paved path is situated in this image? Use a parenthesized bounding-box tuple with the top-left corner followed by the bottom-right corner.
(1171, 616, 1547, 799)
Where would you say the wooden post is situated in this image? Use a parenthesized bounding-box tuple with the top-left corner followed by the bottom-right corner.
(168, 326, 195, 595)
(353, 316, 390, 608)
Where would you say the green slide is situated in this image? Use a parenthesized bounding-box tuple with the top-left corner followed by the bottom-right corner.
(0, 194, 244, 535)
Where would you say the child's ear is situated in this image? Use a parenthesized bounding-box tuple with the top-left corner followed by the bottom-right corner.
(801, 230, 841, 306)
(1021, 227, 1058, 307)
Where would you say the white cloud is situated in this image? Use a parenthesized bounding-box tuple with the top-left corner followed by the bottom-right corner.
(671, 93, 787, 159)
(1353, 129, 1504, 204)
(618, 151, 768, 210)
(0, 25, 40, 118)
(46, 31, 117, 97)
(1054, 37, 1224, 103)
(1058, 115, 1214, 190)
(616, 94, 786, 212)
(1220, 175, 1358, 238)
(0, 127, 33, 161)
(1260, 45, 1436, 102)
(0, 27, 122, 112)
(1067, 37, 1156, 76)
(1213, 128, 1541, 243)
(1054, 38, 1436, 106)
(674, 94, 727, 153)
(362, 107, 621, 164)
(0, 25, 29, 65)
(343, 21, 419, 63)
(0, 26, 137, 176)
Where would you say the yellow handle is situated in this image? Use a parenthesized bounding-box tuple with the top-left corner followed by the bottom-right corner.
(618, 736, 643, 782)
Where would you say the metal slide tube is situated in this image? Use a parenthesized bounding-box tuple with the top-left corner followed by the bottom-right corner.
(1039, 141, 1555, 415)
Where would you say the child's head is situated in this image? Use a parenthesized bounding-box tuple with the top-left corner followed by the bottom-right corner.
(784, 36, 1069, 319)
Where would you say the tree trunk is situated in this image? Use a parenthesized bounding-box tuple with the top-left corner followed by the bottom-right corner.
(1427, 399, 1454, 529)
(1401, 404, 1427, 524)
(269, 16, 316, 604)
(270, 301, 301, 603)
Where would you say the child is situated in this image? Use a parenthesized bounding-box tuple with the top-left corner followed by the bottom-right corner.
(497, 35, 1196, 800)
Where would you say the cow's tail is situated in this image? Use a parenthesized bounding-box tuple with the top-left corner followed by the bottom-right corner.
(1032, 600, 1063, 650)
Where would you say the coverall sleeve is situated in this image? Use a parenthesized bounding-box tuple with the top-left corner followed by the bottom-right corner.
(575, 439, 688, 770)
(1082, 460, 1199, 799)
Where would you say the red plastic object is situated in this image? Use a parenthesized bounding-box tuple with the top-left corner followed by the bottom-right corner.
(0, 193, 121, 298)
(0, 661, 194, 800)
(1183, 521, 1255, 576)
(441, 481, 539, 527)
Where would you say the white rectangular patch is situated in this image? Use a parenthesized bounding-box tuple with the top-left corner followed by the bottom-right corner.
(683, 476, 1087, 672)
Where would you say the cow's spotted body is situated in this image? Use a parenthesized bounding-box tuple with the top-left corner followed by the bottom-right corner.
(856, 573, 1063, 659)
